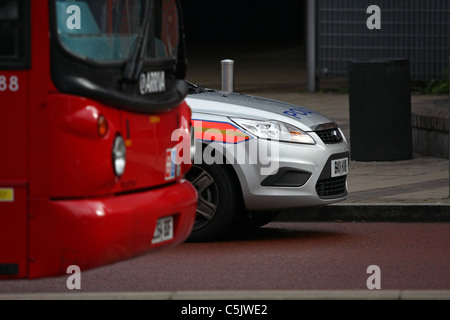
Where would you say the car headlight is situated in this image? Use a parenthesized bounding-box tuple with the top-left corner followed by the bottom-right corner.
(230, 118, 315, 145)
(112, 135, 126, 177)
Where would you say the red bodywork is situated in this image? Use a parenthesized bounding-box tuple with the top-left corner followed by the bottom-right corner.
(0, 0, 196, 279)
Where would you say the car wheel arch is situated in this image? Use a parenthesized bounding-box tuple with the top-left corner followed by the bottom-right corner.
(185, 143, 248, 241)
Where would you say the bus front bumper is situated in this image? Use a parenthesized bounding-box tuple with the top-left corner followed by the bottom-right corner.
(27, 180, 197, 279)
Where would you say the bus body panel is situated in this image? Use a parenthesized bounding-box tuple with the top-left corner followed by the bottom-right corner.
(0, 69, 30, 279)
(0, 0, 196, 279)
(0, 184, 28, 278)
(46, 94, 124, 197)
(0, 71, 29, 181)
(46, 95, 191, 198)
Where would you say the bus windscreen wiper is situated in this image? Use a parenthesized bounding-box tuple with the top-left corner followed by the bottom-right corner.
(122, 0, 152, 82)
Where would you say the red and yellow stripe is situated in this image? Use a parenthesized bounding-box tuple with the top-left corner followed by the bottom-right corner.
(192, 120, 251, 144)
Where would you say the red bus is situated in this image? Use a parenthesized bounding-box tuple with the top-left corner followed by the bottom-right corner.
(0, 0, 196, 279)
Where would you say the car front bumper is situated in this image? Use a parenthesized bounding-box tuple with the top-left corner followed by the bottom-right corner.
(225, 137, 349, 211)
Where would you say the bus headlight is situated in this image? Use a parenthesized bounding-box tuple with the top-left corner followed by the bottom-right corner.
(112, 135, 126, 177)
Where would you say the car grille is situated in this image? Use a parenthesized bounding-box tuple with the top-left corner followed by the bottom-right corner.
(316, 175, 347, 199)
(315, 128, 344, 144)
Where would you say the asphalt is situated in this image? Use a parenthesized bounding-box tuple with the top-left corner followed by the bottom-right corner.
(186, 42, 450, 222)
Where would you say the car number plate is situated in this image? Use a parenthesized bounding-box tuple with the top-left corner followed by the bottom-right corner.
(152, 216, 174, 244)
(331, 157, 349, 177)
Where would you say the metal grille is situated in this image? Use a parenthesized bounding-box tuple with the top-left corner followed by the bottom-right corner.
(315, 128, 344, 144)
(317, 0, 450, 81)
(316, 175, 347, 199)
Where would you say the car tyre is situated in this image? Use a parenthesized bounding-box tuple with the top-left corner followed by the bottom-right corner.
(185, 163, 244, 242)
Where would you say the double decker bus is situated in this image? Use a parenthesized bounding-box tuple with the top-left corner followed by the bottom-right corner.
(0, 0, 197, 279)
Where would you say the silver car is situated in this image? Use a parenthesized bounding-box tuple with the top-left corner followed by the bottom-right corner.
(184, 82, 349, 242)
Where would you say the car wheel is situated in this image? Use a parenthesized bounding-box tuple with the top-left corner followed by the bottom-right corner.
(185, 163, 244, 242)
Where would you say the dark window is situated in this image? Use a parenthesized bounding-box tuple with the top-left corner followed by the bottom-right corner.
(0, 0, 30, 69)
(0, 0, 19, 58)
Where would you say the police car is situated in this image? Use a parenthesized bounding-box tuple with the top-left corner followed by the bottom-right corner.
(184, 82, 349, 242)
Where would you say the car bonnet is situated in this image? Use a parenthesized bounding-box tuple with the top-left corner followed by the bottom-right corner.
(186, 90, 335, 132)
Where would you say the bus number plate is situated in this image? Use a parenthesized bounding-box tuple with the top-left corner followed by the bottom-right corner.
(152, 216, 174, 244)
